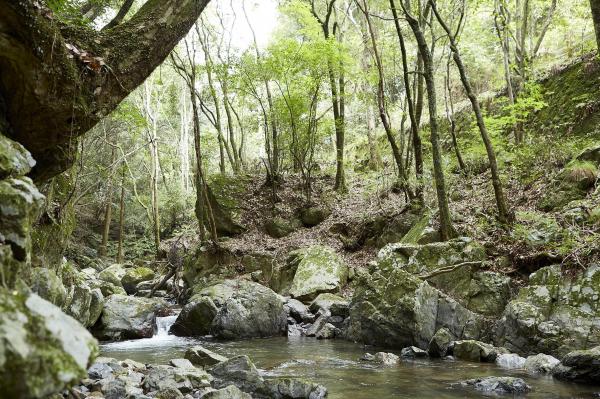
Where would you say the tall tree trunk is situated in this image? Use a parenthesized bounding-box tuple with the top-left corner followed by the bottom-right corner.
(444, 60, 466, 172)
(402, 1, 455, 240)
(117, 167, 126, 263)
(143, 81, 161, 257)
(179, 88, 191, 194)
(431, 0, 513, 224)
(591, 0, 600, 53)
(99, 146, 116, 257)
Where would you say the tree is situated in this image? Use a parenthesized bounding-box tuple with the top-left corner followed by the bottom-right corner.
(0, 0, 210, 181)
(591, 0, 600, 53)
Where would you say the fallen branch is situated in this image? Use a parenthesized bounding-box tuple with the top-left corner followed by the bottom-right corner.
(418, 261, 482, 280)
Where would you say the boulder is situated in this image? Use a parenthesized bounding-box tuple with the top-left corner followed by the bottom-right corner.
(0, 289, 98, 398)
(453, 340, 508, 362)
(94, 295, 168, 340)
(347, 242, 492, 349)
(460, 377, 531, 394)
(299, 206, 331, 227)
(155, 387, 184, 399)
(427, 328, 454, 357)
(98, 264, 128, 287)
(265, 217, 301, 238)
(553, 346, 600, 383)
(315, 323, 339, 339)
(496, 353, 526, 369)
(523, 354, 560, 374)
(400, 346, 428, 359)
(265, 378, 328, 399)
(285, 299, 315, 323)
(308, 293, 348, 315)
(171, 280, 287, 339)
(288, 246, 348, 301)
(360, 352, 400, 366)
(29, 267, 67, 307)
(209, 356, 265, 395)
(305, 312, 329, 337)
(185, 346, 228, 367)
(121, 267, 155, 295)
(201, 385, 251, 399)
(142, 364, 211, 393)
(495, 264, 600, 357)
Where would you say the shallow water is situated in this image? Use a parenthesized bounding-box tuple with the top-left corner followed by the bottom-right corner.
(101, 327, 600, 399)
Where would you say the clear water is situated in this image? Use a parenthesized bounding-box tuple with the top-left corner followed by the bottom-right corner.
(100, 318, 600, 399)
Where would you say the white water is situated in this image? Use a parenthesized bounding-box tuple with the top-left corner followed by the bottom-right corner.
(100, 314, 195, 352)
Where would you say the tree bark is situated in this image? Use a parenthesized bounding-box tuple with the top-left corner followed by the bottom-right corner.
(117, 167, 126, 263)
(99, 145, 116, 257)
(0, 0, 210, 181)
(591, 0, 600, 53)
(103, 0, 135, 30)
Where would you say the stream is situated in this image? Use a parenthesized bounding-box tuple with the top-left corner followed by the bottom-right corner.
(100, 316, 600, 398)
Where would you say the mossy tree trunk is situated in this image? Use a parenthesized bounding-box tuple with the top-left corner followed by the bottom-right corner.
(591, 0, 600, 54)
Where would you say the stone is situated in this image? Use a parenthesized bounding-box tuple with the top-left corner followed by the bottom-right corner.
(155, 387, 184, 399)
(305, 312, 329, 337)
(94, 295, 167, 340)
(0, 289, 98, 398)
(209, 356, 265, 395)
(171, 280, 287, 339)
(315, 323, 339, 339)
(121, 267, 155, 295)
(265, 217, 301, 238)
(553, 346, 600, 383)
(170, 358, 195, 369)
(453, 340, 508, 362)
(29, 267, 67, 307)
(299, 206, 331, 227)
(185, 346, 228, 367)
(496, 353, 526, 369)
(142, 364, 211, 393)
(98, 264, 128, 287)
(523, 354, 560, 374)
(400, 346, 428, 359)
(460, 377, 531, 394)
(285, 298, 315, 323)
(495, 264, 600, 357)
(374, 352, 400, 365)
(427, 328, 454, 358)
(308, 293, 348, 314)
(288, 246, 348, 301)
(201, 385, 251, 399)
(265, 377, 328, 399)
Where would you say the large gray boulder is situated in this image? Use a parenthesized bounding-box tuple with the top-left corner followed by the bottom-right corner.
(495, 264, 600, 357)
(0, 289, 98, 398)
(121, 266, 155, 294)
(553, 346, 600, 383)
(94, 294, 168, 340)
(523, 354, 560, 374)
(347, 239, 493, 349)
(171, 280, 287, 339)
(185, 345, 228, 367)
(288, 246, 348, 301)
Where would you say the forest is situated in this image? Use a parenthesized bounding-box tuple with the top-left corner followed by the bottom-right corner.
(0, 0, 600, 398)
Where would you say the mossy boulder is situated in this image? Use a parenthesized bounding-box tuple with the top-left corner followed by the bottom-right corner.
(453, 340, 508, 362)
(94, 294, 168, 341)
(29, 267, 68, 307)
(495, 264, 600, 357)
(288, 246, 348, 302)
(0, 288, 98, 398)
(264, 217, 301, 238)
(171, 280, 287, 339)
(98, 264, 128, 287)
(539, 160, 599, 211)
(0, 134, 36, 178)
(121, 266, 155, 294)
(300, 206, 331, 227)
(553, 346, 600, 383)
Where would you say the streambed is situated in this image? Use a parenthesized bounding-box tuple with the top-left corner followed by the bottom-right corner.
(100, 318, 600, 399)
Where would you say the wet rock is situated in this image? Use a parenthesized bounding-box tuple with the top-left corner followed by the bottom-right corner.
(185, 346, 228, 367)
(171, 280, 287, 339)
(0, 289, 98, 398)
(122, 266, 155, 294)
(305, 312, 330, 337)
(453, 340, 508, 362)
(265, 377, 328, 399)
(142, 364, 211, 393)
(309, 293, 348, 314)
(170, 358, 195, 369)
(495, 264, 600, 357)
(300, 206, 331, 227)
(286, 298, 315, 323)
(201, 385, 251, 398)
(315, 323, 339, 339)
(88, 362, 114, 380)
(524, 354, 560, 374)
(496, 353, 526, 369)
(288, 246, 348, 301)
(427, 328, 454, 358)
(287, 324, 305, 337)
(553, 346, 600, 383)
(400, 346, 428, 359)
(209, 356, 265, 395)
(95, 294, 168, 340)
(461, 377, 531, 394)
(155, 387, 184, 399)
(375, 352, 400, 365)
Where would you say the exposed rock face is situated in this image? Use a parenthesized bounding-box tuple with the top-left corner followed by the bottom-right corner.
(265, 217, 301, 238)
(121, 266, 155, 294)
(553, 346, 600, 383)
(99, 264, 128, 287)
(94, 295, 168, 340)
(0, 289, 98, 398)
(288, 246, 348, 301)
(427, 328, 453, 357)
(202, 385, 252, 398)
(495, 264, 600, 357)
(171, 280, 287, 339)
(285, 298, 315, 323)
(347, 239, 493, 349)
(309, 293, 348, 315)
